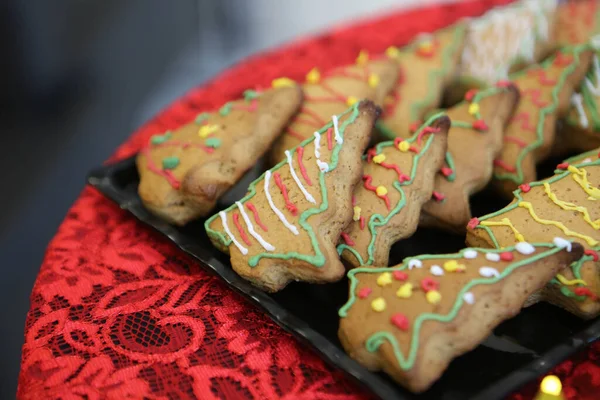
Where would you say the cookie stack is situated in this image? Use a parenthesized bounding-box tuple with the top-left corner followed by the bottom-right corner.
(135, 0, 600, 393)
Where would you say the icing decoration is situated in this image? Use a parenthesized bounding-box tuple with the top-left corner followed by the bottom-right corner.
(556, 274, 587, 286)
(515, 241, 536, 255)
(219, 211, 248, 255)
(479, 267, 500, 278)
(236, 201, 275, 252)
(430, 265, 444, 276)
(467, 218, 479, 230)
(553, 237, 573, 252)
(368, 74, 380, 88)
(353, 206, 361, 221)
(150, 131, 172, 145)
(162, 157, 180, 170)
(443, 260, 466, 272)
(285, 150, 316, 204)
(346, 96, 358, 106)
(386, 46, 400, 59)
(426, 290, 442, 305)
(480, 218, 526, 242)
(463, 292, 475, 305)
(391, 314, 410, 331)
(272, 77, 296, 88)
(432, 191, 445, 202)
(340, 232, 355, 246)
(356, 50, 369, 65)
(306, 68, 320, 84)
(243, 89, 259, 101)
(339, 244, 568, 371)
(486, 253, 501, 262)
(273, 172, 298, 216)
(246, 203, 267, 232)
(358, 287, 372, 299)
(296, 147, 312, 186)
(408, 259, 423, 270)
(204, 138, 221, 148)
(371, 297, 386, 312)
(500, 252, 514, 262)
(195, 113, 209, 124)
(519, 183, 531, 192)
(396, 283, 413, 299)
(377, 272, 393, 287)
(265, 170, 300, 235)
(198, 124, 219, 138)
(397, 141, 410, 152)
(232, 213, 252, 246)
(463, 249, 478, 259)
(420, 278, 439, 292)
(393, 271, 408, 281)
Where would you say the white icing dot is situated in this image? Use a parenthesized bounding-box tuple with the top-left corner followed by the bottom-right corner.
(584, 157, 593, 163)
(430, 265, 444, 276)
(463, 292, 475, 305)
(553, 237, 572, 252)
(485, 253, 501, 262)
(515, 242, 535, 255)
(408, 259, 422, 270)
(463, 249, 478, 259)
(479, 267, 500, 278)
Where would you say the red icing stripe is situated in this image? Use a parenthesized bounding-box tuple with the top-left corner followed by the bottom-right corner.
(142, 147, 181, 189)
(522, 88, 549, 108)
(379, 161, 410, 182)
(504, 136, 528, 148)
(340, 232, 355, 246)
(510, 112, 535, 132)
(351, 195, 357, 206)
(326, 127, 333, 150)
(363, 175, 391, 210)
(585, 249, 599, 261)
(296, 147, 312, 186)
(416, 126, 440, 145)
(360, 216, 366, 230)
(528, 69, 557, 86)
(246, 202, 268, 232)
(233, 213, 252, 246)
(493, 159, 517, 173)
(273, 172, 298, 215)
(574, 287, 598, 300)
(286, 128, 306, 140)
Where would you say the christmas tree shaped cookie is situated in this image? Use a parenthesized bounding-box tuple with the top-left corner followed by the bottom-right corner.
(137, 86, 303, 225)
(418, 83, 520, 232)
(468, 151, 600, 319)
(205, 101, 378, 292)
(493, 45, 594, 197)
(270, 51, 399, 161)
(456, 0, 557, 87)
(554, 0, 600, 47)
(338, 241, 582, 393)
(338, 114, 450, 268)
(377, 23, 466, 139)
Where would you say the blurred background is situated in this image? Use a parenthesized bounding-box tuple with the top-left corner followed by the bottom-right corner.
(0, 0, 443, 396)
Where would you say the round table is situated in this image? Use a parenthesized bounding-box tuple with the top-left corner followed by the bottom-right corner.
(17, 0, 600, 398)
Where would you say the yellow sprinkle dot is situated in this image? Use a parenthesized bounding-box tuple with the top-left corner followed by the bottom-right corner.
(306, 68, 320, 84)
(356, 50, 369, 65)
(198, 124, 219, 138)
(347, 96, 358, 106)
(398, 141, 410, 152)
(376, 186, 388, 196)
(419, 41, 433, 52)
(443, 260, 466, 272)
(468, 103, 480, 116)
(386, 46, 400, 59)
(272, 77, 296, 88)
(372, 154, 386, 164)
(371, 297, 386, 312)
(368, 73, 380, 88)
(353, 206, 361, 221)
(426, 290, 442, 305)
(396, 283, 413, 298)
(377, 272, 393, 287)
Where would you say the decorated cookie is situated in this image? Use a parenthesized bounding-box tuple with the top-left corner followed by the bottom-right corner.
(270, 52, 399, 161)
(338, 113, 450, 268)
(456, 0, 557, 87)
(468, 151, 600, 319)
(492, 44, 594, 197)
(205, 101, 378, 292)
(137, 86, 303, 225)
(418, 83, 520, 232)
(377, 23, 466, 139)
(554, 0, 600, 47)
(338, 241, 582, 393)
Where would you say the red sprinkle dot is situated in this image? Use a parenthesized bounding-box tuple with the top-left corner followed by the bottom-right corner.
(420, 277, 439, 292)
(391, 313, 410, 331)
(472, 119, 488, 132)
(358, 287, 372, 299)
(574, 287, 598, 300)
(465, 89, 478, 102)
(519, 183, 531, 193)
(432, 191, 445, 202)
(496, 80, 512, 88)
(557, 162, 569, 170)
(467, 218, 479, 230)
(393, 271, 408, 281)
(441, 167, 454, 177)
(500, 252, 514, 262)
(584, 249, 599, 261)
(409, 121, 421, 133)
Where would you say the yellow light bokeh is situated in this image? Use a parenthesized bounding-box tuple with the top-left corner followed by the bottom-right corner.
(540, 375, 562, 396)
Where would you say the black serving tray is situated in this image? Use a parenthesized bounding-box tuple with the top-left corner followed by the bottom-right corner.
(88, 154, 600, 400)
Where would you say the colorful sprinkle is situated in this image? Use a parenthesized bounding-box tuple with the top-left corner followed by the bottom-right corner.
(376, 186, 388, 196)
(353, 206, 361, 221)
(347, 96, 358, 106)
(198, 124, 219, 138)
(272, 77, 295, 88)
(441, 167, 454, 177)
(479, 267, 500, 278)
(391, 313, 410, 331)
(467, 218, 480, 229)
(393, 271, 408, 281)
(468, 103, 480, 116)
(368, 74, 380, 88)
(485, 253, 501, 262)
(432, 191, 445, 202)
(162, 157, 180, 170)
(465, 89, 478, 102)
(205, 137, 221, 148)
(463, 249, 478, 259)
(358, 287, 372, 299)
(408, 259, 422, 270)
(430, 265, 444, 276)
(472, 119, 488, 132)
(443, 260, 465, 272)
(515, 242, 535, 255)
(371, 297, 386, 312)
(372, 154, 386, 164)
(420, 277, 439, 292)
(519, 183, 531, 192)
(397, 141, 410, 152)
(396, 283, 413, 298)
(426, 290, 442, 305)
(377, 272, 393, 287)
(557, 162, 570, 170)
(306, 68, 320, 84)
(500, 252, 514, 261)
(195, 113, 210, 124)
(150, 131, 172, 145)
(356, 50, 369, 65)
(386, 46, 400, 59)
(243, 89, 259, 101)
(463, 292, 475, 305)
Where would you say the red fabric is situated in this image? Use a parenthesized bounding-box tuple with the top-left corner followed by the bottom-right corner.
(17, 1, 600, 399)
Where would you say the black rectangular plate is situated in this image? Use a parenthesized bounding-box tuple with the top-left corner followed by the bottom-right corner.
(88, 155, 600, 400)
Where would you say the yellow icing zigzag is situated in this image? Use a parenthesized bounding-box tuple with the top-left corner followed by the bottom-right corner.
(543, 182, 600, 230)
(480, 218, 525, 242)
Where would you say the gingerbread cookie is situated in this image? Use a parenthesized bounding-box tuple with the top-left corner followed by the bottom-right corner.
(270, 52, 399, 161)
(418, 83, 520, 232)
(454, 0, 557, 89)
(554, 0, 600, 47)
(469, 150, 600, 318)
(338, 241, 582, 393)
(492, 44, 594, 197)
(205, 101, 378, 292)
(137, 86, 303, 225)
(338, 113, 450, 268)
(377, 23, 466, 140)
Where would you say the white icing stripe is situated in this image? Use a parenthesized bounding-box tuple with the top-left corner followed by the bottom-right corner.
(285, 150, 316, 204)
(332, 115, 343, 144)
(317, 160, 329, 172)
(313, 132, 321, 158)
(220, 211, 248, 255)
(571, 93, 589, 128)
(236, 202, 275, 251)
(585, 56, 600, 96)
(264, 171, 299, 235)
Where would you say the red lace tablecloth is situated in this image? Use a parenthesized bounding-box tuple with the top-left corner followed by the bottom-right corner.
(17, 1, 600, 399)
